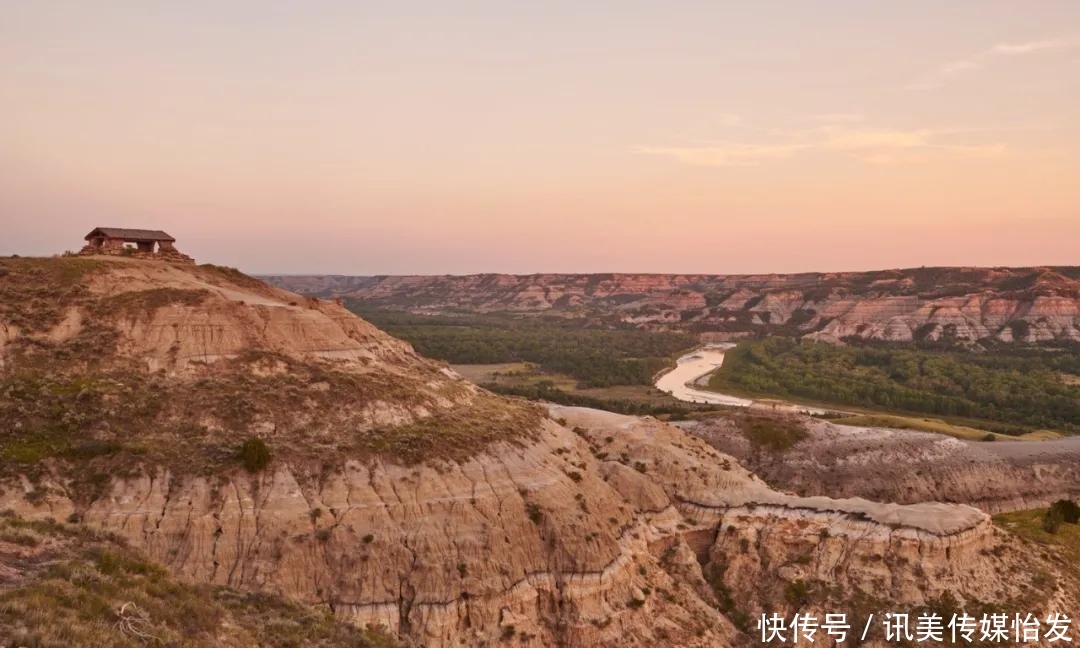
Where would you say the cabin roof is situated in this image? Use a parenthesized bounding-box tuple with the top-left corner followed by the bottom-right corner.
(85, 227, 176, 242)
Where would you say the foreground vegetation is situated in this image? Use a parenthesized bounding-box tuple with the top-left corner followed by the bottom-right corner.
(0, 351, 540, 486)
(349, 306, 696, 387)
(711, 337, 1080, 435)
(482, 379, 719, 418)
(826, 413, 1020, 441)
(994, 504, 1080, 569)
(0, 259, 542, 482)
(0, 511, 402, 648)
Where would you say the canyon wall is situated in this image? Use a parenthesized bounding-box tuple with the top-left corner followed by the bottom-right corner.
(264, 267, 1080, 344)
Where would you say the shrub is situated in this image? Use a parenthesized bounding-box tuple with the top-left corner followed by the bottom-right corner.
(526, 503, 544, 525)
(239, 438, 271, 473)
(739, 415, 808, 453)
(1049, 499, 1080, 525)
(1043, 507, 1064, 534)
(784, 579, 811, 606)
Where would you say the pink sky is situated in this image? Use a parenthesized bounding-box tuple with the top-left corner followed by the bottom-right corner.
(2, 1, 1078, 274)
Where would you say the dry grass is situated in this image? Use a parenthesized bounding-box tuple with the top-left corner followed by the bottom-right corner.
(98, 287, 211, 319)
(736, 413, 808, 452)
(362, 393, 544, 464)
(0, 350, 543, 486)
(0, 511, 403, 648)
(832, 413, 1067, 442)
(994, 507, 1080, 566)
(449, 362, 533, 383)
(196, 263, 282, 297)
(0, 256, 104, 331)
(832, 413, 1014, 441)
(0, 258, 544, 484)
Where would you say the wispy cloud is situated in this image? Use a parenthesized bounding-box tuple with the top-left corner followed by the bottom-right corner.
(634, 126, 1005, 167)
(908, 36, 1077, 90)
(992, 39, 1072, 55)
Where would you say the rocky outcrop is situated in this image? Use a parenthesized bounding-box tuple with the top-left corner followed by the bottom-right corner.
(8, 406, 1064, 647)
(9, 399, 1067, 647)
(685, 416, 1080, 514)
(264, 267, 1080, 344)
(551, 408, 1077, 641)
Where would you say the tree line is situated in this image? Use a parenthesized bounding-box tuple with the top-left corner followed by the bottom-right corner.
(713, 337, 1080, 434)
(349, 306, 697, 387)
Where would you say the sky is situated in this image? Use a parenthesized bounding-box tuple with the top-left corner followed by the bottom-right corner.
(2, 1, 1079, 275)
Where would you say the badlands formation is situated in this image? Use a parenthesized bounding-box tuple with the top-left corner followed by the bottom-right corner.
(265, 267, 1080, 344)
(1, 256, 1077, 647)
(686, 416, 1080, 515)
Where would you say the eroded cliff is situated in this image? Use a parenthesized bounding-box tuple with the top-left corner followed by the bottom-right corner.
(2, 257, 1076, 647)
(264, 267, 1080, 344)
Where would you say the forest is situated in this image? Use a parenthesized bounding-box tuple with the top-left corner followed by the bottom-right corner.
(348, 305, 697, 387)
(712, 337, 1080, 434)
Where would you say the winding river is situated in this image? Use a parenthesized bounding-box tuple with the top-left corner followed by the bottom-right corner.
(654, 344, 753, 406)
(655, 344, 824, 414)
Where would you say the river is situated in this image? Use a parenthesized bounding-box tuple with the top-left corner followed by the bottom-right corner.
(655, 344, 824, 414)
(654, 344, 754, 406)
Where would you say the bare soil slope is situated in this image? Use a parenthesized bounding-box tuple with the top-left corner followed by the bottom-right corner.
(685, 414, 1080, 513)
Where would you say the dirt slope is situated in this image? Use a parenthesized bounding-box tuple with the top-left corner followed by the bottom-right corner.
(686, 415, 1080, 513)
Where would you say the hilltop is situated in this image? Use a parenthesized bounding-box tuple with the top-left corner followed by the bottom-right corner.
(264, 266, 1080, 344)
(0, 256, 539, 480)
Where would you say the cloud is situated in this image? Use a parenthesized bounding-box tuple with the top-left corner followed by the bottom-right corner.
(992, 39, 1072, 55)
(823, 128, 1005, 163)
(908, 36, 1076, 90)
(635, 127, 1005, 167)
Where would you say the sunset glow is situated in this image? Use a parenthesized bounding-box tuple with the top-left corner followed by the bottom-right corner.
(3, 1, 1079, 273)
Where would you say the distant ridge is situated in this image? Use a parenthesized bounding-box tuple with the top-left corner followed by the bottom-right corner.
(262, 266, 1080, 344)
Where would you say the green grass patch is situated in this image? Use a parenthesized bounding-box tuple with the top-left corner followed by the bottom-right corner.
(994, 506, 1080, 566)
